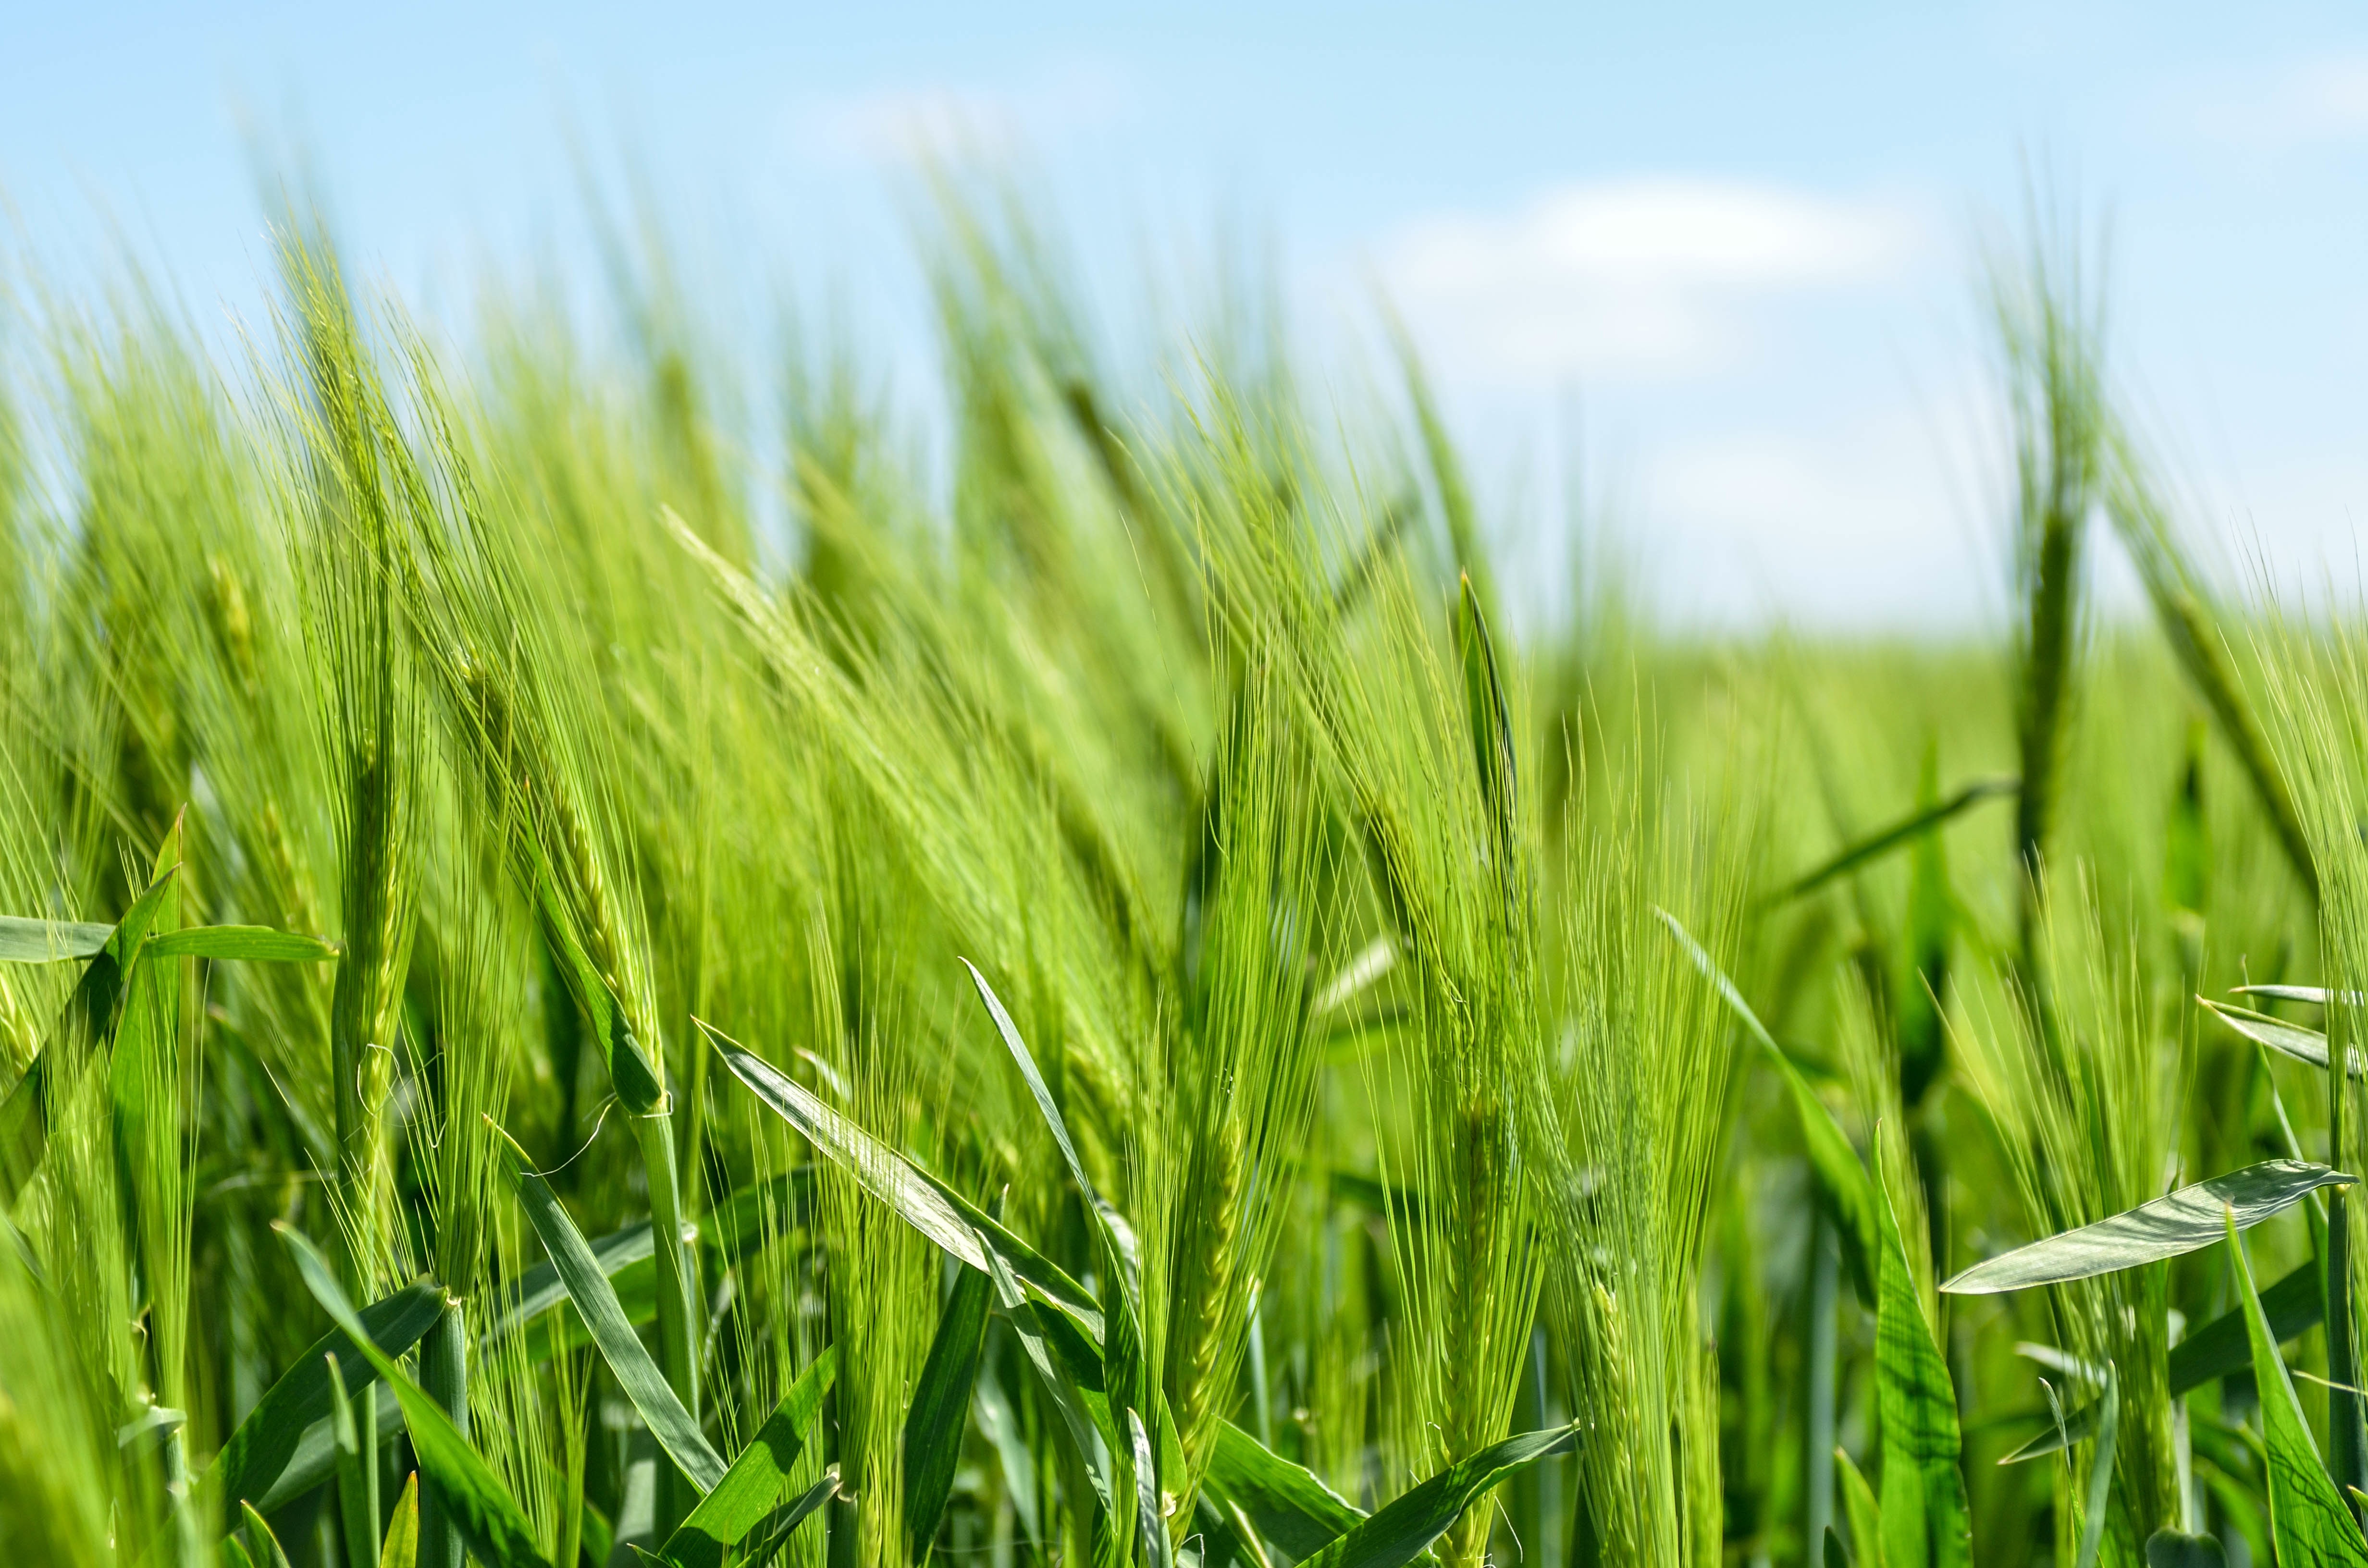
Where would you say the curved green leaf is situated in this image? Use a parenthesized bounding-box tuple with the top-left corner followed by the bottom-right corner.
(1129, 1408, 1173, 1568)
(1942, 1160, 2353, 1294)
(1295, 1425, 1577, 1568)
(1766, 778, 2016, 906)
(0, 864, 181, 1202)
(277, 1225, 551, 1568)
(2233, 986, 2356, 1007)
(2229, 1210, 2368, 1564)
(497, 1130, 727, 1495)
(660, 1349, 838, 1568)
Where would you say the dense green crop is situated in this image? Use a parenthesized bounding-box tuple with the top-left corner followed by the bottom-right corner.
(0, 188, 2356, 1568)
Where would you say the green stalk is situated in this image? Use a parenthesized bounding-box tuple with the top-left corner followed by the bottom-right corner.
(419, 1298, 468, 1568)
(2330, 995, 2366, 1515)
(639, 1106, 700, 1540)
(1804, 1219, 1838, 1557)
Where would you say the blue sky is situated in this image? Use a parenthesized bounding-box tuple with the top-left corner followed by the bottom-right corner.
(6, 2, 2366, 630)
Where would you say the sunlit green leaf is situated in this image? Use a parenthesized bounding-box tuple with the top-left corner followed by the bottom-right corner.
(1942, 1160, 2352, 1294)
(2228, 1210, 2368, 1565)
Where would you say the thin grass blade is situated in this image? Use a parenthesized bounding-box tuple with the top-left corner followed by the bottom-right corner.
(495, 1126, 727, 1494)
(2073, 1365, 2118, 1568)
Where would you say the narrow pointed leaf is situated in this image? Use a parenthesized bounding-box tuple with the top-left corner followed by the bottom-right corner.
(327, 1353, 379, 1568)
(975, 1368, 1041, 1542)
(382, 1473, 421, 1568)
(484, 1221, 652, 1343)
(498, 1130, 727, 1494)
(702, 1019, 1104, 1336)
(202, 1280, 445, 1512)
(1943, 1161, 2352, 1294)
(2228, 1210, 2368, 1564)
(2073, 1366, 2117, 1568)
(1767, 778, 2016, 905)
(1875, 1144, 1971, 1568)
(961, 960, 1154, 1520)
(277, 1224, 551, 1568)
(1295, 1425, 1577, 1568)
(2201, 999, 2360, 1077)
(659, 1349, 838, 1568)
(0, 865, 181, 1202)
(981, 1233, 1116, 1517)
(2234, 986, 2356, 1006)
(253, 1378, 404, 1514)
(962, 959, 1095, 1200)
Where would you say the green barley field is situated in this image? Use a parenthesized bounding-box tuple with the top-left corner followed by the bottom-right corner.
(0, 188, 2361, 1568)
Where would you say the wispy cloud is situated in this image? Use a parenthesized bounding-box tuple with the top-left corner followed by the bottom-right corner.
(1376, 177, 1923, 382)
(791, 58, 1133, 168)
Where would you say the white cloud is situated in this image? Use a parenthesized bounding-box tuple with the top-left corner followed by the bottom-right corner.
(792, 59, 1132, 168)
(1637, 406, 1997, 629)
(1376, 177, 1923, 382)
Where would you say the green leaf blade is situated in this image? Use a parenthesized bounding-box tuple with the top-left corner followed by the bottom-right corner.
(500, 1139, 727, 1495)
(1942, 1160, 2353, 1295)
(2228, 1209, 2368, 1564)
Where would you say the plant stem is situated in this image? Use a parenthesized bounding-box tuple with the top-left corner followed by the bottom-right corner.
(1804, 1218, 1838, 1558)
(420, 1297, 468, 1568)
(639, 1107, 699, 1540)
